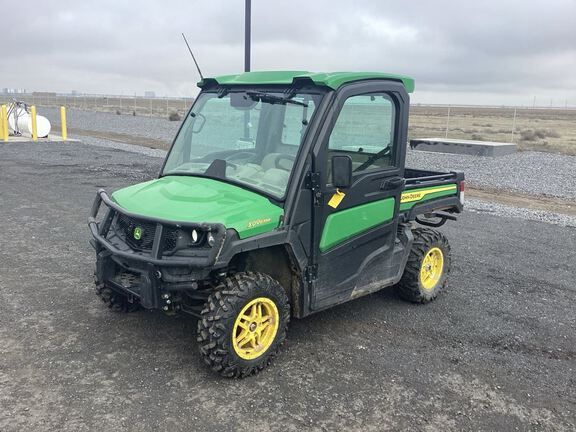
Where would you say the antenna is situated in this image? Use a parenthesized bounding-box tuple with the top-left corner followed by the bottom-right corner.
(181, 33, 204, 80)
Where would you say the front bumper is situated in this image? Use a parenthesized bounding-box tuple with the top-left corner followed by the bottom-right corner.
(88, 189, 226, 309)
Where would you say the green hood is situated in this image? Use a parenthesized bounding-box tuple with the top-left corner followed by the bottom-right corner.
(111, 176, 283, 239)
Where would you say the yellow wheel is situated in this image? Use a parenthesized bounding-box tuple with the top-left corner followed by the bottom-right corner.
(197, 272, 290, 378)
(419, 247, 444, 290)
(396, 228, 451, 303)
(232, 297, 279, 360)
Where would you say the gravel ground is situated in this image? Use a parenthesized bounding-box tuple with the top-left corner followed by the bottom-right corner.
(1, 142, 575, 431)
(79, 135, 168, 159)
(37, 106, 576, 200)
(406, 148, 576, 200)
(466, 198, 576, 228)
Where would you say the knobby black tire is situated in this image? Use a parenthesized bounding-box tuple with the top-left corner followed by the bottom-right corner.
(396, 228, 451, 303)
(197, 272, 290, 378)
(95, 282, 140, 313)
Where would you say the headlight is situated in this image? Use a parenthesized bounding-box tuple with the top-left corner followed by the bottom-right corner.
(191, 229, 199, 243)
(207, 232, 215, 247)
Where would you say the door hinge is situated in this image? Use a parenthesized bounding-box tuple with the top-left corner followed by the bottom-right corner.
(305, 265, 318, 283)
(305, 172, 321, 190)
(305, 172, 323, 206)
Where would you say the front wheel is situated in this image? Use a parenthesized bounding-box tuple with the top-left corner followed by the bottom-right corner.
(396, 228, 451, 303)
(197, 272, 290, 378)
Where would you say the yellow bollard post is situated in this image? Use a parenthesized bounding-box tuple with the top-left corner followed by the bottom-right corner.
(60, 106, 67, 141)
(30, 105, 38, 141)
(1, 104, 8, 141)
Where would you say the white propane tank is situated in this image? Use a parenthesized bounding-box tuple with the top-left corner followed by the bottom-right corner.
(8, 107, 51, 138)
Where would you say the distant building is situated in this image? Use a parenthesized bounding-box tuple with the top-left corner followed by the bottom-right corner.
(71, 90, 78, 96)
(32, 91, 57, 97)
(144, 91, 156, 98)
(2, 88, 7, 94)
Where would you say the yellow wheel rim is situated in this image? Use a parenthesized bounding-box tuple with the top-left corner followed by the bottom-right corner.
(232, 297, 279, 360)
(420, 247, 444, 290)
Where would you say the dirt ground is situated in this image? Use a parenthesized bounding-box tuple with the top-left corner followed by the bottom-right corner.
(0, 142, 575, 431)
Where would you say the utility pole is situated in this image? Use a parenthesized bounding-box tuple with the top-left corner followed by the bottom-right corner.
(244, 0, 251, 72)
(243, 0, 251, 140)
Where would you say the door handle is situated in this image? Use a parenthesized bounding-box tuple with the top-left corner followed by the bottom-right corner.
(380, 177, 405, 190)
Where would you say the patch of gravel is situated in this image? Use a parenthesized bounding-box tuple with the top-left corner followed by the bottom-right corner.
(80, 136, 167, 159)
(407, 148, 576, 200)
(466, 198, 576, 228)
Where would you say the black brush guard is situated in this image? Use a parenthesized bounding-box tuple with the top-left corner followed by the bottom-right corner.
(88, 189, 226, 309)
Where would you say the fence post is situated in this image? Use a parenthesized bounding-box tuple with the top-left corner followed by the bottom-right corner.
(30, 105, 38, 141)
(510, 108, 517, 143)
(60, 106, 67, 141)
(445, 106, 451, 138)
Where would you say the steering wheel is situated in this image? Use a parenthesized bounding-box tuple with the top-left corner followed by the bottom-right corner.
(274, 154, 296, 171)
(224, 151, 255, 164)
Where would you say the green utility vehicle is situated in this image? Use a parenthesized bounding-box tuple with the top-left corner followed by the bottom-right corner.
(89, 71, 464, 377)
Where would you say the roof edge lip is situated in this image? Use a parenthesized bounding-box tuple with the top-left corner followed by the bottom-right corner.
(198, 71, 415, 93)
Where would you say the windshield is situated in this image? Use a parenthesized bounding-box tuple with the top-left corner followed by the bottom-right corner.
(162, 90, 322, 198)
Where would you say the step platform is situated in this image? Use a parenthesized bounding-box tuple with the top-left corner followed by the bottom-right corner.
(410, 138, 516, 157)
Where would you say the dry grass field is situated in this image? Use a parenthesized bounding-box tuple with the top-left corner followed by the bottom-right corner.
(409, 106, 576, 155)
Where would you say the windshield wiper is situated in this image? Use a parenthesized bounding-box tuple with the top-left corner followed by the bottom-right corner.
(246, 91, 308, 107)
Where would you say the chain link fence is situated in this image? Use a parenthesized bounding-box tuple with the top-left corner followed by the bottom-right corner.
(1, 94, 574, 154)
(408, 105, 576, 154)
(0, 93, 194, 119)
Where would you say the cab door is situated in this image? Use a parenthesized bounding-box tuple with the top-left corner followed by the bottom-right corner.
(310, 81, 409, 310)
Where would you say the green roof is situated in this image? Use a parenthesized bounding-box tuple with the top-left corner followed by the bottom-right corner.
(198, 71, 415, 93)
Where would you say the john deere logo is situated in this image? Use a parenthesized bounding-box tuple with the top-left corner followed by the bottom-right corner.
(133, 227, 143, 240)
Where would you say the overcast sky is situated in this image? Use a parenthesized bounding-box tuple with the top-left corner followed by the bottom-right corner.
(2, 0, 575, 105)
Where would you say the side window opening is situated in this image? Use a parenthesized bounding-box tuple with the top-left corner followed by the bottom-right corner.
(327, 93, 396, 179)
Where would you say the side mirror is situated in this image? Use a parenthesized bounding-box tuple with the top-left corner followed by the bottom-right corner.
(331, 155, 352, 189)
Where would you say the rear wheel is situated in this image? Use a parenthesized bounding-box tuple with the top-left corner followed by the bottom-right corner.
(396, 228, 451, 303)
(197, 272, 290, 378)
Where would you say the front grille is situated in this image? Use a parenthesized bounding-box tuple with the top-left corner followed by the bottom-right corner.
(164, 227, 180, 251)
(116, 214, 157, 250)
(114, 214, 183, 252)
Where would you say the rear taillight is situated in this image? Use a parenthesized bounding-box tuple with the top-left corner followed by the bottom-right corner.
(459, 181, 465, 205)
